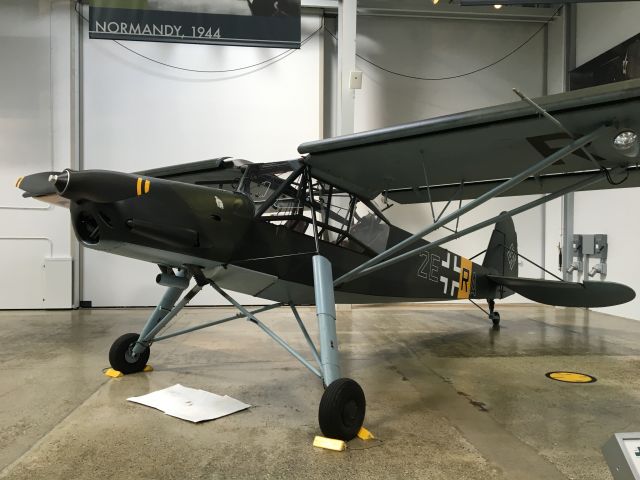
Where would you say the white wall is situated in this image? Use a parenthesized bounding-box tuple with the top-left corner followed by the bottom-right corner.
(576, 2, 640, 67)
(4, 3, 636, 316)
(81, 13, 323, 306)
(347, 14, 549, 303)
(0, 0, 75, 309)
(566, 2, 640, 320)
(545, 4, 566, 95)
(11, 4, 635, 315)
(354, 16, 546, 128)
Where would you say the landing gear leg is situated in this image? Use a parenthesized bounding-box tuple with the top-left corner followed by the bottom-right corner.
(488, 298, 500, 328)
(313, 255, 365, 441)
(109, 268, 191, 374)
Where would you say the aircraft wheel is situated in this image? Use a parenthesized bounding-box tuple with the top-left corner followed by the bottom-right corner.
(490, 311, 501, 327)
(318, 378, 366, 441)
(109, 333, 150, 374)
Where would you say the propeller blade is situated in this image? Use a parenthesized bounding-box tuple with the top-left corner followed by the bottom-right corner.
(16, 172, 59, 198)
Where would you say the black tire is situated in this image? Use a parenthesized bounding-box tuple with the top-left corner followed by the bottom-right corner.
(318, 378, 366, 441)
(109, 333, 150, 374)
(490, 311, 501, 327)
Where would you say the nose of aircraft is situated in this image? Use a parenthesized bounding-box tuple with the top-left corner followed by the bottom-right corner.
(46, 169, 148, 203)
(48, 171, 70, 192)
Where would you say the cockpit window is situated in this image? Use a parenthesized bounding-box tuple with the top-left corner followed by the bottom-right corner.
(350, 201, 390, 253)
(248, 165, 390, 256)
(238, 161, 294, 205)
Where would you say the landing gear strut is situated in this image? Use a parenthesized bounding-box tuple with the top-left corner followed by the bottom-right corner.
(107, 259, 366, 441)
(488, 299, 500, 327)
(108, 268, 190, 374)
(313, 255, 366, 440)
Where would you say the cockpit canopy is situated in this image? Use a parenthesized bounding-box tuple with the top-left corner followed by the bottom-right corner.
(239, 161, 390, 255)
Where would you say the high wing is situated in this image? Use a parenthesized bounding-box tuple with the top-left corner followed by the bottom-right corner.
(134, 157, 249, 189)
(299, 79, 640, 203)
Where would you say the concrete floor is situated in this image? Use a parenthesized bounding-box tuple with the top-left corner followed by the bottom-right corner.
(1, 303, 639, 479)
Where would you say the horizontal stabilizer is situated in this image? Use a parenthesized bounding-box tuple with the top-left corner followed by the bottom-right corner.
(487, 275, 635, 308)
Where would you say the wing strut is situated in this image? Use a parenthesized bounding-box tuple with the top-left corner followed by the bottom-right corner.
(334, 125, 608, 287)
(110, 261, 366, 440)
(352, 170, 610, 279)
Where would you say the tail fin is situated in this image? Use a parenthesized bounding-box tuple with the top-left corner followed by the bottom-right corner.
(483, 213, 518, 297)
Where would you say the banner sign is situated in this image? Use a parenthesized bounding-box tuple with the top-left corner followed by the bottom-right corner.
(88, 1, 301, 49)
(570, 33, 640, 91)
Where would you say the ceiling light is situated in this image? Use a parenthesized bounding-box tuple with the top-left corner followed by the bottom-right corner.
(493, 4, 503, 8)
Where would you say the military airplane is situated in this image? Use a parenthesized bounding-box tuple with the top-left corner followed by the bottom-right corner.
(16, 78, 640, 440)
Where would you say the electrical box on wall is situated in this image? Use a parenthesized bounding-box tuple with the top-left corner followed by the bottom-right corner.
(43, 257, 72, 309)
(567, 233, 608, 280)
(349, 71, 363, 89)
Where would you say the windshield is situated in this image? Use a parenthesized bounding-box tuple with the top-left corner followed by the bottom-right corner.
(238, 161, 295, 206)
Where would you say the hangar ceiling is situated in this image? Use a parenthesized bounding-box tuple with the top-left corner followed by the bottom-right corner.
(303, 0, 557, 22)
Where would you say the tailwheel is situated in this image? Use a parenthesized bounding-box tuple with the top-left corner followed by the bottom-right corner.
(487, 299, 500, 328)
(109, 333, 150, 374)
(318, 378, 366, 441)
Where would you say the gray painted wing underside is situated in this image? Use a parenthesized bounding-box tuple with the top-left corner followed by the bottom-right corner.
(299, 79, 640, 201)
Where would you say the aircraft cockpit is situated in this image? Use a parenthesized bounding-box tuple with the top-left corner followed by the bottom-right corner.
(238, 161, 391, 256)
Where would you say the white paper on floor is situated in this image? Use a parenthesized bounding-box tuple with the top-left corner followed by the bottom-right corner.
(127, 384, 251, 423)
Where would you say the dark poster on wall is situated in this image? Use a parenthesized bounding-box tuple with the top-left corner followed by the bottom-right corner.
(570, 32, 640, 91)
(88, 0, 301, 49)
